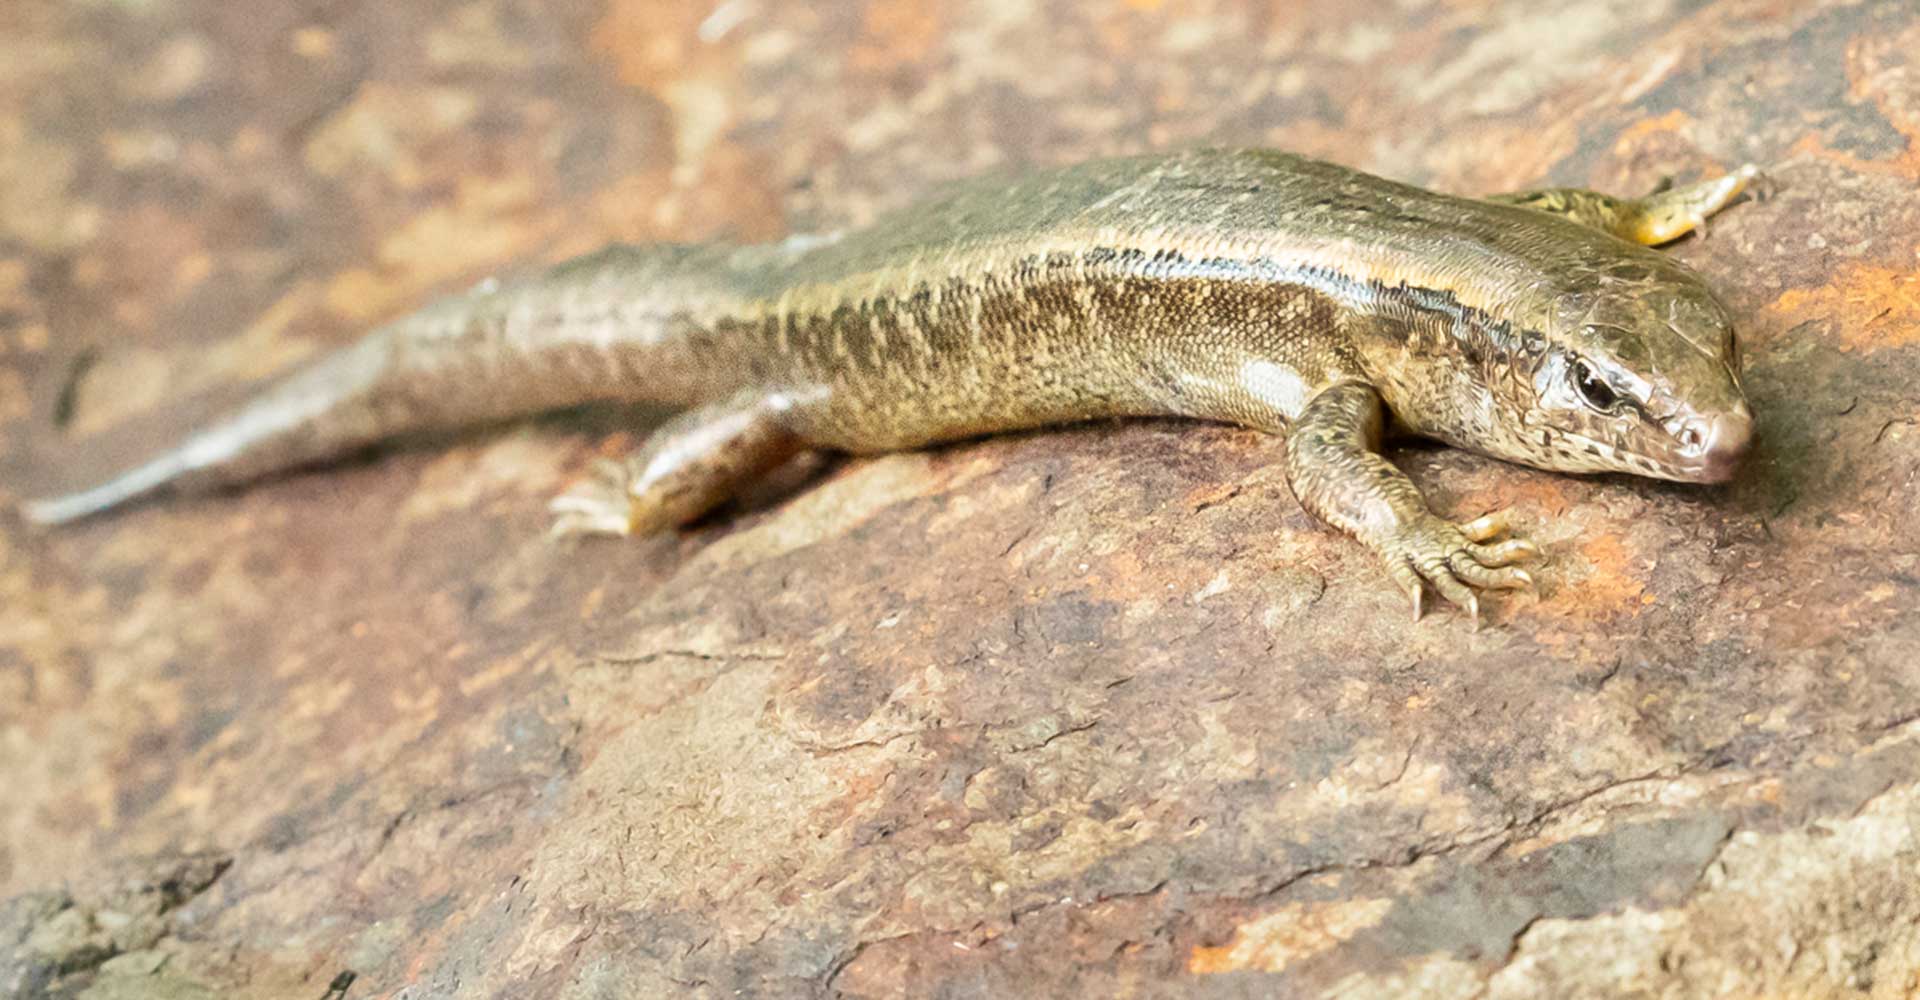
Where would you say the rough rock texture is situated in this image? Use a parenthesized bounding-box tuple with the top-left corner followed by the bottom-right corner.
(3, 0, 1919, 997)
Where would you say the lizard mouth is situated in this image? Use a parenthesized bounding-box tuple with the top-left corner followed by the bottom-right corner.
(1547, 431, 1733, 484)
(1552, 403, 1753, 484)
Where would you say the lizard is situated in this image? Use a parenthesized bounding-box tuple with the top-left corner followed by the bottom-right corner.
(22, 149, 1760, 624)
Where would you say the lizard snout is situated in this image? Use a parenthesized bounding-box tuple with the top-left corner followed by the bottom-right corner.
(1677, 402, 1753, 482)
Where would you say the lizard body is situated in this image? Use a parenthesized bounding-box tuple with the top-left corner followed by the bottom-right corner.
(26, 149, 1758, 621)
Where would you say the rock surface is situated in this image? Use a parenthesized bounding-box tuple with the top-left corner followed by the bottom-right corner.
(3, 0, 1919, 996)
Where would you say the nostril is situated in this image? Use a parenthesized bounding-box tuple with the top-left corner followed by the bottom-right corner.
(1694, 408, 1755, 482)
(1680, 426, 1703, 451)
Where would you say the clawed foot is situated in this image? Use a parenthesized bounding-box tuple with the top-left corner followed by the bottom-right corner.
(1637, 163, 1765, 244)
(549, 458, 637, 538)
(1374, 508, 1540, 629)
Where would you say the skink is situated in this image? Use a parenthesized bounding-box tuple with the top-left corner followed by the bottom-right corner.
(26, 149, 1760, 623)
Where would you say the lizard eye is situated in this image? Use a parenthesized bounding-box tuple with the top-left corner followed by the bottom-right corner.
(1571, 359, 1620, 413)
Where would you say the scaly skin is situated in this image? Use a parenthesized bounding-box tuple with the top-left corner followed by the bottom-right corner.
(24, 150, 1759, 623)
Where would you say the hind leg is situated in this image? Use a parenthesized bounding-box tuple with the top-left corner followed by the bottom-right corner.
(1490, 164, 1762, 245)
(550, 389, 804, 537)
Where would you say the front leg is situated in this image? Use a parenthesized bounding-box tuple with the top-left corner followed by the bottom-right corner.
(1285, 382, 1538, 626)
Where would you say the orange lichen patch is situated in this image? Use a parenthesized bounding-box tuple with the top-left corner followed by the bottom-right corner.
(593, 0, 757, 187)
(1181, 480, 1245, 511)
(1187, 897, 1393, 974)
(589, 0, 719, 92)
(851, 2, 945, 74)
(1613, 108, 1694, 150)
(1095, 548, 1153, 598)
(1785, 131, 1920, 182)
(1745, 778, 1784, 806)
(813, 760, 900, 832)
(1443, 472, 1571, 530)
(1553, 532, 1646, 617)
(1767, 262, 1920, 354)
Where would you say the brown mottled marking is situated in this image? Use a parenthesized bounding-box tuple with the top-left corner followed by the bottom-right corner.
(25, 150, 1760, 621)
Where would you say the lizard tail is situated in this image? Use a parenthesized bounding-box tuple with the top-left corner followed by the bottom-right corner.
(23, 248, 748, 524)
(24, 332, 424, 525)
(23, 451, 206, 525)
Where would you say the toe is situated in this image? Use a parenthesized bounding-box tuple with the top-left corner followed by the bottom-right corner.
(1459, 510, 1511, 542)
(1466, 538, 1540, 566)
(1449, 552, 1532, 590)
(1386, 558, 1426, 621)
(550, 509, 630, 538)
(548, 477, 637, 538)
(1376, 513, 1543, 625)
(1416, 556, 1478, 615)
(549, 492, 606, 516)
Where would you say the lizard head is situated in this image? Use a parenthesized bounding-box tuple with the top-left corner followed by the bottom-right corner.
(1506, 257, 1753, 483)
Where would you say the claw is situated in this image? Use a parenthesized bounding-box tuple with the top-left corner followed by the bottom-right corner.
(1374, 509, 1543, 627)
(1388, 559, 1426, 621)
(1459, 510, 1511, 542)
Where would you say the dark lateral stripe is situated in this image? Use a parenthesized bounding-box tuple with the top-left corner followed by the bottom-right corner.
(1131, 246, 1545, 367)
(743, 243, 1545, 374)
(1380, 279, 1539, 367)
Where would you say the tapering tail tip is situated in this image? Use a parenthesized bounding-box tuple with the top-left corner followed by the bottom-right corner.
(20, 453, 190, 526)
(23, 491, 111, 526)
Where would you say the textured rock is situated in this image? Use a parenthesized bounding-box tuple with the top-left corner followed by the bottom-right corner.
(2, 0, 1918, 996)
